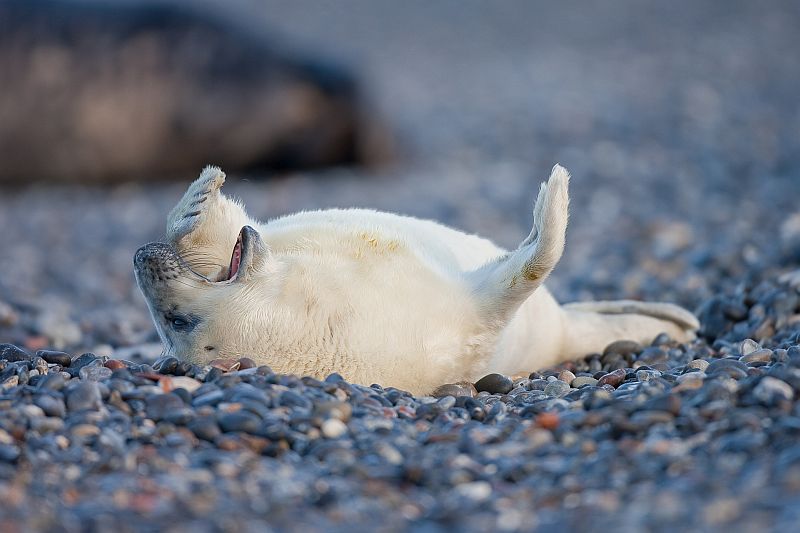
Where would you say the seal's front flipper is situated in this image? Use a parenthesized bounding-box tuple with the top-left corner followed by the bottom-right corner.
(560, 299, 699, 358)
(167, 165, 228, 245)
(165, 166, 252, 280)
(467, 164, 570, 331)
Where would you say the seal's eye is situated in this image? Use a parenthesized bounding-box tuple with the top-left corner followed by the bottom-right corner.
(165, 313, 195, 332)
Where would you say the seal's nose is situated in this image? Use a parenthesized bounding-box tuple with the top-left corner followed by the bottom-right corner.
(134, 242, 174, 267)
(133, 245, 148, 268)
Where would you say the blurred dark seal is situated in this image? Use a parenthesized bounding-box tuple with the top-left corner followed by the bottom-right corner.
(0, 0, 390, 183)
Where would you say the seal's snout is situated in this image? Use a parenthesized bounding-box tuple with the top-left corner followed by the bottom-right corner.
(133, 242, 183, 285)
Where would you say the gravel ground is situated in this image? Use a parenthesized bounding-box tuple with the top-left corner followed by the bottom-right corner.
(1, 1, 800, 530)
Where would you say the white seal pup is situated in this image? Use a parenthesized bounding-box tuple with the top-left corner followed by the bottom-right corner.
(134, 165, 698, 394)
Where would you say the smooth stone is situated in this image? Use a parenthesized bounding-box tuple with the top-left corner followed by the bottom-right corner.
(688, 359, 710, 371)
(739, 349, 773, 363)
(321, 418, 348, 439)
(65, 382, 103, 412)
(218, 411, 261, 433)
(740, 339, 760, 356)
(163, 407, 195, 425)
(636, 370, 661, 382)
(706, 359, 748, 374)
(0, 344, 30, 362)
(104, 359, 127, 371)
(313, 401, 352, 422)
(558, 370, 576, 383)
(170, 376, 202, 393)
(432, 382, 477, 398)
(638, 347, 668, 364)
(527, 379, 549, 391)
(34, 395, 66, 418)
(753, 377, 794, 403)
(677, 372, 706, 383)
(79, 366, 113, 382)
(279, 390, 312, 410)
(145, 393, 185, 421)
(36, 350, 72, 367)
(436, 395, 456, 410)
(474, 374, 513, 395)
(37, 373, 67, 391)
(597, 369, 626, 388)
(603, 340, 643, 357)
(543, 380, 571, 398)
(204, 367, 224, 382)
(188, 416, 221, 441)
(571, 376, 599, 388)
(0, 444, 20, 462)
(70, 353, 105, 375)
(193, 389, 224, 407)
(153, 356, 179, 374)
(237, 357, 257, 370)
(324, 373, 346, 383)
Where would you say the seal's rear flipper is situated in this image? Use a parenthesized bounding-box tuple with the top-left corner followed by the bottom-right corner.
(467, 164, 570, 330)
(560, 300, 699, 358)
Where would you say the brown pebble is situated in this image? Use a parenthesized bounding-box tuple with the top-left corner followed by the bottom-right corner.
(558, 370, 576, 383)
(209, 358, 241, 372)
(159, 376, 174, 393)
(104, 360, 126, 371)
(536, 412, 560, 430)
(237, 357, 256, 370)
(135, 371, 163, 382)
(597, 369, 626, 388)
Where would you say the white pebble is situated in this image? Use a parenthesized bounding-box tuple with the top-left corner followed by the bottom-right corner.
(321, 418, 348, 439)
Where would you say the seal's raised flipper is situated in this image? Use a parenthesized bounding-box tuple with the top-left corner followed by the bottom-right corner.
(559, 299, 699, 358)
(468, 164, 570, 330)
(166, 166, 251, 280)
(167, 165, 228, 244)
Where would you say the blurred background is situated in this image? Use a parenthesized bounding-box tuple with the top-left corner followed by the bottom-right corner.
(0, 0, 799, 355)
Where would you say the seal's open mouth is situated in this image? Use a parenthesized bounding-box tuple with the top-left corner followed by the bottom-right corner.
(226, 230, 243, 281)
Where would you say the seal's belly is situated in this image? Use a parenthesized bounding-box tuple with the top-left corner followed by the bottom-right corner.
(267, 231, 485, 392)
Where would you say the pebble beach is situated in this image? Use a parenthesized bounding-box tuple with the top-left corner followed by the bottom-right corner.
(1, 1, 800, 531)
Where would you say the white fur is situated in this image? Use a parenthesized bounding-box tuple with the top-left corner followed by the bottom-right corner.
(137, 165, 698, 395)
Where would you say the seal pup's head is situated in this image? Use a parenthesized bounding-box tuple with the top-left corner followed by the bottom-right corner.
(134, 225, 269, 362)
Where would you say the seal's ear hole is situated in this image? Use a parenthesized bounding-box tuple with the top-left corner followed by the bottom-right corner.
(204, 346, 215, 351)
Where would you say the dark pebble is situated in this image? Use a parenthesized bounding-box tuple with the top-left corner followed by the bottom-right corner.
(707, 359, 748, 374)
(0, 344, 30, 362)
(70, 353, 101, 373)
(34, 395, 66, 418)
(188, 416, 222, 442)
(193, 389, 224, 407)
(0, 444, 20, 463)
(603, 340, 642, 357)
(36, 350, 72, 367)
(145, 393, 185, 421)
(474, 373, 513, 395)
(66, 382, 104, 412)
(153, 356, 180, 374)
(238, 357, 257, 370)
(638, 347, 668, 364)
(218, 411, 261, 433)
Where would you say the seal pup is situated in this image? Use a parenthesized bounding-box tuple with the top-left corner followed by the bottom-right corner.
(134, 165, 698, 394)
